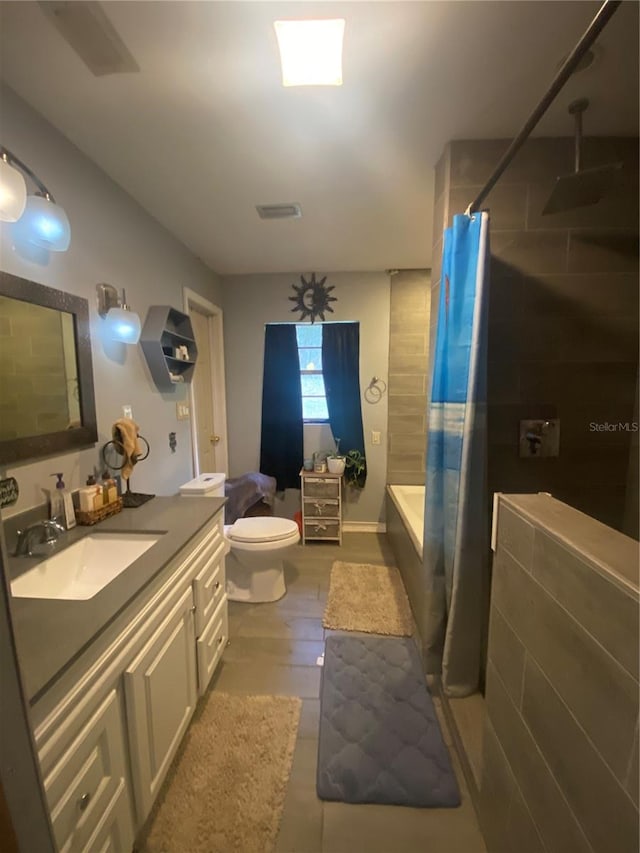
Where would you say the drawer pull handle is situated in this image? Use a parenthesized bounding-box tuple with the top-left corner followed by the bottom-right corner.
(190, 605, 196, 613)
(78, 792, 91, 812)
(214, 581, 221, 591)
(218, 635, 225, 645)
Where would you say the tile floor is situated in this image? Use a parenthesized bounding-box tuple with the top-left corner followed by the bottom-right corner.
(210, 533, 487, 853)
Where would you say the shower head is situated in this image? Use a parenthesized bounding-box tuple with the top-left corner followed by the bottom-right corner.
(542, 98, 623, 216)
(542, 162, 623, 215)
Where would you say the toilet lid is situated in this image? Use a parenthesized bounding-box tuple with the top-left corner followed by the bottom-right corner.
(228, 517, 299, 543)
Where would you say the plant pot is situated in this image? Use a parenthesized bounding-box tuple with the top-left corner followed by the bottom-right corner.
(327, 456, 346, 475)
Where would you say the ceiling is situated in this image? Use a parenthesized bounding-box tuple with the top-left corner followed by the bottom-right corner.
(0, 1, 638, 275)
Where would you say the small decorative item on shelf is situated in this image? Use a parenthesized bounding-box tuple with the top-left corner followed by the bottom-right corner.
(313, 451, 327, 473)
(326, 437, 346, 475)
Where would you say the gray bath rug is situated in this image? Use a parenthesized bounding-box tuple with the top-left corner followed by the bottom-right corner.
(322, 561, 413, 636)
(317, 634, 460, 808)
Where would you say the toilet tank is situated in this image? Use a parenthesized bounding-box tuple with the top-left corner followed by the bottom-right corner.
(179, 473, 226, 498)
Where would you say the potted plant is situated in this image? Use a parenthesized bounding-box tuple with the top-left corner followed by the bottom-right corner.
(326, 438, 346, 475)
(344, 449, 366, 487)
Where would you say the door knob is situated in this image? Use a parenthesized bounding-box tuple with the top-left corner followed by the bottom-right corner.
(209, 435, 220, 444)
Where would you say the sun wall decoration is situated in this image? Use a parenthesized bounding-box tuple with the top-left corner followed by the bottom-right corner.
(289, 272, 337, 323)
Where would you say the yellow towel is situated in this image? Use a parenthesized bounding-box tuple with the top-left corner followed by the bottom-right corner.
(113, 417, 142, 481)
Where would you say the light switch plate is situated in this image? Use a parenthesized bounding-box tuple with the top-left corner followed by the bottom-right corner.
(122, 405, 132, 419)
(176, 402, 190, 420)
(371, 430, 381, 445)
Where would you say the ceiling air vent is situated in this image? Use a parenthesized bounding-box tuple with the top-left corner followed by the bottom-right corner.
(38, 1, 140, 76)
(256, 203, 302, 220)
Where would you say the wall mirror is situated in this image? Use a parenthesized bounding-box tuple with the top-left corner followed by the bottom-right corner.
(0, 271, 98, 464)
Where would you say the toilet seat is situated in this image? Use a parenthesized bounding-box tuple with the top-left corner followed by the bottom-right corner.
(225, 517, 299, 552)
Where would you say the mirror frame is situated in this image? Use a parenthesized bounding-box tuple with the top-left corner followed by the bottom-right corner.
(0, 271, 98, 464)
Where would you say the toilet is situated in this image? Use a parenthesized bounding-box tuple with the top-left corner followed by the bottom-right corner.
(179, 473, 299, 603)
(224, 516, 299, 602)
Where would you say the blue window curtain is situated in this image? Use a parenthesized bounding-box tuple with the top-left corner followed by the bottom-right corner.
(260, 324, 303, 490)
(322, 322, 366, 486)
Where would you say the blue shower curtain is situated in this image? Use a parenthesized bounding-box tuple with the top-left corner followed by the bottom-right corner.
(423, 212, 490, 698)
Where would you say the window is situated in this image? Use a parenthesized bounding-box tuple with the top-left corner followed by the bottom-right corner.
(296, 324, 328, 421)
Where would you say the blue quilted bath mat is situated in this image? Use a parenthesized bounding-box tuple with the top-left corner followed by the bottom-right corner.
(317, 634, 461, 808)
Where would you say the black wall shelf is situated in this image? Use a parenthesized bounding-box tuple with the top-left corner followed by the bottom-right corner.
(140, 306, 198, 390)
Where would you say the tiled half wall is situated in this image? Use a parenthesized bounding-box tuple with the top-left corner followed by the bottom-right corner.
(480, 493, 639, 853)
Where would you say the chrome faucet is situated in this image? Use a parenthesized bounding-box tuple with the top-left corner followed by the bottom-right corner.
(14, 520, 65, 557)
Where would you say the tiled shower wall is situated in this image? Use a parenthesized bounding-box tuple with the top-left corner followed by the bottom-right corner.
(387, 270, 431, 484)
(431, 137, 639, 535)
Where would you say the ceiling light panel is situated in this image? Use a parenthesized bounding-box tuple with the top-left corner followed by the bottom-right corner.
(274, 19, 345, 87)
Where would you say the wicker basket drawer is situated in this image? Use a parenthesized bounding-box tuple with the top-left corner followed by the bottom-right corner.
(304, 519, 340, 539)
(303, 498, 340, 518)
(303, 478, 340, 499)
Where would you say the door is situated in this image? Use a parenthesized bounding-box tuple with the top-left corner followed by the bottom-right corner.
(184, 289, 229, 476)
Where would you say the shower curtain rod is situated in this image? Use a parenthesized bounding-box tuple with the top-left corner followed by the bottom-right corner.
(466, 0, 622, 216)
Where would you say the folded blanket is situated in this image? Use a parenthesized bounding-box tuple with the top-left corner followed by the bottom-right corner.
(224, 472, 277, 524)
(113, 417, 143, 481)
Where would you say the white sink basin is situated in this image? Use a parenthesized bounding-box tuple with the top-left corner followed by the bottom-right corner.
(11, 533, 163, 601)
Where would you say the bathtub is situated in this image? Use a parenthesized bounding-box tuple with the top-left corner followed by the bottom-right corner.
(386, 484, 424, 560)
(386, 483, 429, 672)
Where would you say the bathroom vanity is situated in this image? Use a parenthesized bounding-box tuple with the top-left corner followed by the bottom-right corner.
(8, 496, 227, 852)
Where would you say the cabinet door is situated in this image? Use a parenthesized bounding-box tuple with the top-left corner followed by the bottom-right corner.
(40, 687, 134, 853)
(124, 586, 197, 824)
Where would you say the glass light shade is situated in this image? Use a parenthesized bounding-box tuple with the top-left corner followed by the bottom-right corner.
(104, 306, 141, 344)
(19, 194, 71, 252)
(274, 19, 345, 86)
(0, 158, 27, 221)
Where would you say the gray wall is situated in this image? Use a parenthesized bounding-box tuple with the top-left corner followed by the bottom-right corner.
(480, 493, 639, 853)
(387, 270, 431, 484)
(0, 86, 223, 515)
(221, 272, 390, 525)
(432, 137, 639, 535)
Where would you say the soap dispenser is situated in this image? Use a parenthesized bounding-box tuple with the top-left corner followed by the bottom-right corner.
(51, 473, 77, 530)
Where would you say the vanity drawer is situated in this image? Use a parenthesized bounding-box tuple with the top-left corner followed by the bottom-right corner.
(39, 687, 134, 853)
(188, 518, 224, 579)
(303, 498, 340, 518)
(192, 539, 226, 636)
(81, 778, 133, 853)
(302, 478, 340, 499)
(304, 519, 341, 540)
(196, 597, 228, 696)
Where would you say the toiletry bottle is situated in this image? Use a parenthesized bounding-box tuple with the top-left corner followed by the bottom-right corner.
(81, 474, 103, 512)
(50, 473, 76, 530)
(49, 475, 65, 527)
(102, 470, 117, 505)
(79, 476, 96, 512)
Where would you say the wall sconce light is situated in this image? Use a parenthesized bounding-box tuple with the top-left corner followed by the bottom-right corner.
(0, 146, 71, 251)
(97, 283, 141, 344)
